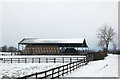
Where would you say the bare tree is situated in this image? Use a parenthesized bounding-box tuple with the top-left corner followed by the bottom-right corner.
(97, 24, 116, 56)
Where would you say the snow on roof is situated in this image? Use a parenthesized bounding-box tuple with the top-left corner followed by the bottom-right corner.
(19, 38, 86, 44)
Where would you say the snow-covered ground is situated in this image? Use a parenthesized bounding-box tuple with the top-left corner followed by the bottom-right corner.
(0, 55, 85, 58)
(0, 63, 66, 78)
(65, 54, 118, 77)
(0, 54, 118, 78)
(0, 52, 19, 56)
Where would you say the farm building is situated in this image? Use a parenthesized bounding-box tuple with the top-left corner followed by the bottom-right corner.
(18, 38, 89, 55)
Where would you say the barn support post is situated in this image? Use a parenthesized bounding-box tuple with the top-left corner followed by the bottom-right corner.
(28, 44, 29, 54)
(49, 45, 50, 54)
(18, 43, 19, 54)
(26, 44, 28, 54)
(83, 47, 84, 53)
(36, 45, 37, 54)
(82, 44, 83, 53)
(31, 44, 32, 55)
(30, 44, 32, 55)
(56, 44, 57, 54)
(38, 45, 39, 54)
(77, 47, 79, 53)
(63, 45, 65, 54)
(77, 47, 78, 52)
(22, 44, 23, 52)
(69, 44, 70, 54)
(77, 47, 79, 54)
(41, 45, 43, 54)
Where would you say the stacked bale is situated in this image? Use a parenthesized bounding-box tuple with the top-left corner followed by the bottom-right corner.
(22, 45, 61, 55)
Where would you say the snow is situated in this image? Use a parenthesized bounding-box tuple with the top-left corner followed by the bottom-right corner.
(0, 63, 66, 78)
(0, 55, 85, 78)
(0, 52, 12, 56)
(65, 54, 118, 77)
(0, 52, 19, 56)
(20, 38, 85, 44)
(0, 54, 118, 78)
(0, 55, 85, 58)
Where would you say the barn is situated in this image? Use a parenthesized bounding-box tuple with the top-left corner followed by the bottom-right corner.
(18, 38, 89, 55)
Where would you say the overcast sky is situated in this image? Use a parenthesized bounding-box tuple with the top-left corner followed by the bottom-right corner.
(0, 0, 118, 50)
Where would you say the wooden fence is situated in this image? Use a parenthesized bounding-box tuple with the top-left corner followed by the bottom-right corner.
(2, 57, 86, 63)
(17, 58, 87, 79)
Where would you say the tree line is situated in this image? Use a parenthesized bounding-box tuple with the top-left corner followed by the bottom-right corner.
(0, 45, 18, 52)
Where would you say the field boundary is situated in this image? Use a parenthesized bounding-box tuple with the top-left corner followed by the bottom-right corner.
(17, 57, 87, 79)
(2, 57, 86, 63)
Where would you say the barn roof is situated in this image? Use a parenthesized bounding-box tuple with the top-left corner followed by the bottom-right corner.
(19, 38, 85, 43)
(19, 38, 88, 47)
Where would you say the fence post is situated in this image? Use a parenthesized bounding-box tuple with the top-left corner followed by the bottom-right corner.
(32, 58, 34, 63)
(76, 62, 77, 69)
(54, 58, 56, 63)
(11, 58, 12, 63)
(78, 61, 79, 68)
(45, 71, 47, 79)
(4, 58, 5, 63)
(77, 57, 78, 62)
(58, 67, 59, 78)
(84, 57, 85, 63)
(62, 58, 64, 63)
(52, 69, 54, 79)
(24, 76, 27, 79)
(67, 64, 68, 74)
(62, 66, 64, 76)
(35, 73, 37, 79)
(18, 58, 20, 63)
(39, 58, 40, 63)
(70, 63, 71, 73)
(78, 61, 81, 67)
(70, 58, 72, 63)
(25, 58, 27, 63)
(73, 62, 74, 71)
(46, 58, 48, 63)
(23, 58, 26, 63)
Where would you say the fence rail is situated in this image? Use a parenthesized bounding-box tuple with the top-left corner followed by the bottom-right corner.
(17, 58, 87, 79)
(2, 57, 86, 63)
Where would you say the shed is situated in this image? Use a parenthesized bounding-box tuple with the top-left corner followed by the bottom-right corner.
(18, 38, 89, 55)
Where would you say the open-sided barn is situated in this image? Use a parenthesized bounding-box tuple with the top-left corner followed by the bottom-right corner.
(18, 38, 89, 55)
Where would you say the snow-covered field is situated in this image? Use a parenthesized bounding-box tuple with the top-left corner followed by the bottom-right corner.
(0, 55, 85, 58)
(0, 54, 118, 78)
(0, 63, 66, 78)
(0, 54, 85, 78)
(65, 54, 118, 77)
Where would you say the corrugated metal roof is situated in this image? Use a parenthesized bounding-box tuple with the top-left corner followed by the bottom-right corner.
(19, 38, 86, 44)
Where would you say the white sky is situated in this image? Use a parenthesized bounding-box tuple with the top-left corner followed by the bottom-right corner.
(0, 0, 119, 50)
